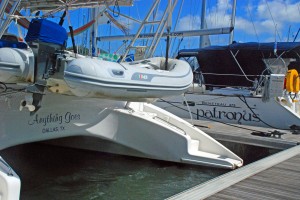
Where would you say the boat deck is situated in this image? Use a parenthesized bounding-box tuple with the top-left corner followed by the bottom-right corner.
(167, 145, 300, 200)
(185, 119, 300, 149)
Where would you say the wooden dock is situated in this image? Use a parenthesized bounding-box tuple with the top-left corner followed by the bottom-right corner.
(185, 119, 300, 149)
(166, 145, 300, 200)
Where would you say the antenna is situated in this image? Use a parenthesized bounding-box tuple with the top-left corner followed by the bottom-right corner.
(199, 0, 206, 48)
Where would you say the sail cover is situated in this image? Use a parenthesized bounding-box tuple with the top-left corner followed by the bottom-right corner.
(177, 42, 300, 87)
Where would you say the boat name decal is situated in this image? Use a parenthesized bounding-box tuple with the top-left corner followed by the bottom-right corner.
(28, 112, 80, 133)
(196, 107, 261, 124)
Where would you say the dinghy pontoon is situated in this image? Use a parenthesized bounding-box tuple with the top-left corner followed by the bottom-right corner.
(65, 57, 193, 100)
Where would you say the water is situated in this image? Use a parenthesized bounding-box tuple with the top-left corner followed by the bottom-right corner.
(1, 143, 228, 200)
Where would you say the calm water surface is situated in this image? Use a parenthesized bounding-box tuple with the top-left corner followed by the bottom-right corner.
(1, 143, 229, 200)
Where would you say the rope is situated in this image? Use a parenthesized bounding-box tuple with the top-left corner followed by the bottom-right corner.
(230, 50, 255, 83)
(182, 94, 194, 125)
(0, 82, 26, 97)
(0, 82, 7, 93)
(238, 95, 291, 130)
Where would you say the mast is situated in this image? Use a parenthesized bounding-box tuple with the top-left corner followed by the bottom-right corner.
(199, 0, 206, 48)
(229, 0, 237, 44)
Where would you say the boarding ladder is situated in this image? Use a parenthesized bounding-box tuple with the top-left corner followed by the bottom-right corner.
(0, 0, 21, 38)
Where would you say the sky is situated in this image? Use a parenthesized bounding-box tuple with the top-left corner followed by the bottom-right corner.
(177, 0, 300, 43)
(93, 0, 300, 56)
(7, 0, 300, 57)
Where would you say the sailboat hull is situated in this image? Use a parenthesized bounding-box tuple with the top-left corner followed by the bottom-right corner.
(155, 91, 300, 130)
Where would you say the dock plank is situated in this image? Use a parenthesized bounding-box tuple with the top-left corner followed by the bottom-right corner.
(208, 154, 300, 200)
(185, 119, 300, 149)
(166, 146, 300, 200)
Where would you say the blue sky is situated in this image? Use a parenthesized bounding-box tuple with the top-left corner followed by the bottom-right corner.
(8, 0, 300, 57)
(92, 0, 300, 56)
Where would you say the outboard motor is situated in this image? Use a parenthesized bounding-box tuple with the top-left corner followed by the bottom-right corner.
(21, 19, 68, 112)
(25, 19, 67, 81)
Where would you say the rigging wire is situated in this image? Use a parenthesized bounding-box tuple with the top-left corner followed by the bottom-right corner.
(293, 28, 300, 42)
(170, 0, 184, 57)
(214, 0, 220, 44)
(186, 0, 191, 48)
(223, 0, 230, 24)
(216, 0, 230, 45)
(246, 1, 259, 43)
(264, 0, 282, 42)
(287, 25, 291, 42)
(207, 0, 213, 30)
(230, 50, 255, 83)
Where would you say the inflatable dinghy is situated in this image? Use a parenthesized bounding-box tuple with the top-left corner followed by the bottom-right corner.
(64, 57, 193, 100)
(0, 47, 34, 83)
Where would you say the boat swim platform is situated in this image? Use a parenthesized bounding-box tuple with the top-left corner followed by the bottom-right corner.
(184, 119, 300, 150)
(166, 144, 300, 200)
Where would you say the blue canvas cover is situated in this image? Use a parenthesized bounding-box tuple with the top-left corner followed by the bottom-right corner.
(177, 42, 300, 87)
(0, 39, 27, 49)
(25, 19, 67, 45)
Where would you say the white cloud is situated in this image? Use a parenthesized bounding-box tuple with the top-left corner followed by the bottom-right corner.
(206, 0, 232, 28)
(177, 15, 201, 31)
(257, 0, 300, 23)
(177, 0, 300, 43)
(235, 17, 257, 35)
(206, 11, 232, 28)
(236, 0, 300, 41)
(177, 0, 232, 31)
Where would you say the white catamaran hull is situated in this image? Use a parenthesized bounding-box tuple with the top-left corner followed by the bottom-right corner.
(0, 92, 242, 169)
